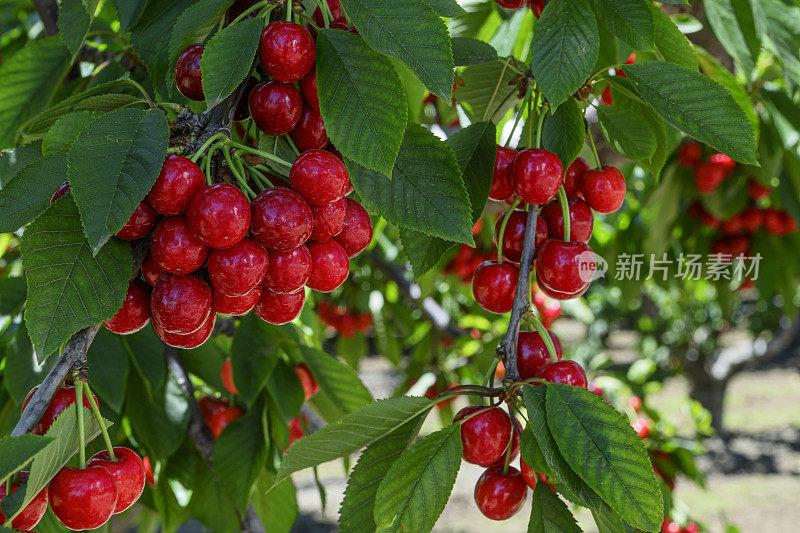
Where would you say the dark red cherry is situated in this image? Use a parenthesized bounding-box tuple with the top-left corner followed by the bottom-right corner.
(289, 149, 349, 205)
(535, 240, 593, 298)
(310, 198, 347, 241)
(487, 418, 522, 467)
(259, 21, 316, 83)
(49, 466, 117, 530)
(678, 142, 702, 168)
(116, 200, 159, 241)
(0, 471, 48, 531)
(147, 155, 206, 216)
(306, 240, 350, 292)
(88, 447, 145, 514)
(150, 273, 212, 334)
(454, 406, 512, 465)
(28, 386, 95, 435)
(51, 182, 71, 204)
(512, 149, 563, 205)
(312, 0, 343, 26)
(250, 187, 313, 251)
(472, 261, 518, 313)
(490, 146, 516, 201)
(154, 311, 215, 349)
(290, 107, 329, 152)
(249, 81, 303, 136)
(748, 178, 771, 200)
(516, 330, 562, 379)
(520, 460, 538, 490)
(214, 284, 262, 315)
(541, 196, 594, 243)
(536, 360, 588, 388)
(474, 465, 528, 521)
(198, 396, 244, 438)
(175, 44, 204, 101)
(254, 287, 305, 324)
(335, 199, 373, 257)
(582, 166, 626, 213)
(762, 207, 784, 235)
(563, 158, 589, 197)
(294, 363, 320, 400)
(141, 252, 166, 286)
(300, 68, 319, 109)
(692, 162, 725, 195)
(495, 0, 527, 8)
(494, 210, 547, 263)
(227, 0, 262, 21)
(208, 237, 269, 296)
(150, 216, 209, 274)
(104, 280, 151, 335)
(264, 245, 312, 293)
(187, 184, 251, 249)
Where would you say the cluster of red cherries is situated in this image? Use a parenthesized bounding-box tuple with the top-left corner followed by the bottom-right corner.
(316, 300, 372, 337)
(494, 0, 550, 17)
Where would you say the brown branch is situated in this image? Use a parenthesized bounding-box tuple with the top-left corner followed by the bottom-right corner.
(32, 0, 59, 36)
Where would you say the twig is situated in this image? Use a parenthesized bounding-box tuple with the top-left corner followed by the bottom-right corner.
(32, 0, 59, 36)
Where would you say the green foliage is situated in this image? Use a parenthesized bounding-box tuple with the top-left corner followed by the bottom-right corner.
(703, 0, 758, 76)
(212, 407, 268, 511)
(542, 99, 586, 169)
(58, 0, 93, 55)
(451, 37, 498, 66)
(528, 483, 582, 533)
(130, 0, 192, 94)
(201, 17, 263, 108)
(455, 58, 520, 121)
(42, 111, 103, 156)
(0, 434, 54, 486)
(594, 0, 654, 51)
(299, 346, 373, 419)
(0, 154, 68, 234)
(651, 4, 697, 70)
(168, 0, 235, 85)
(87, 327, 130, 413)
(230, 314, 281, 405)
(597, 105, 657, 160)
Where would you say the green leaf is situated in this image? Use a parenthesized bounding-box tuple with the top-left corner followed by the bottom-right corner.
(423, 0, 465, 17)
(0, 277, 27, 316)
(373, 424, 462, 531)
(348, 124, 473, 243)
(528, 483, 582, 533)
(445, 121, 497, 222)
(316, 29, 408, 177)
(546, 383, 663, 532)
(452, 37, 497, 65)
(42, 111, 103, 156)
(339, 418, 423, 533)
(201, 16, 262, 108)
(594, 0, 654, 50)
(130, 0, 193, 92)
(0, 143, 42, 186)
(651, 5, 697, 70)
(592, 509, 638, 533)
(456, 57, 519, 122)
(623, 62, 758, 164)
(542, 99, 586, 171)
(610, 90, 668, 177)
(339, 0, 455, 100)
(126, 371, 190, 460)
(0, 37, 71, 149)
(124, 325, 167, 398)
(87, 327, 130, 413)
(68, 107, 169, 252)
(399, 229, 457, 278)
(531, 0, 599, 107)
(520, 425, 554, 477)
(757, 0, 800, 86)
(2, 323, 57, 405)
(58, 0, 92, 55)
(597, 105, 657, 160)
(213, 408, 268, 511)
(299, 346, 373, 419)
(231, 313, 280, 405)
(275, 396, 434, 483)
(0, 434, 55, 486)
(0, 154, 68, 234)
(112, 0, 148, 32)
(168, 0, 236, 83)
(704, 0, 757, 75)
(253, 471, 297, 533)
(21, 196, 131, 358)
(189, 459, 241, 533)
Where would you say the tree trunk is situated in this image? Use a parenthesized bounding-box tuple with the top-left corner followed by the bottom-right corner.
(683, 354, 728, 435)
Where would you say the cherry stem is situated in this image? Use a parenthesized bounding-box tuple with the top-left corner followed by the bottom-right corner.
(504, 89, 531, 148)
(223, 146, 257, 198)
(5, 478, 11, 495)
(557, 186, 570, 241)
(314, 0, 331, 27)
(242, 161, 274, 189)
(527, 314, 559, 364)
(228, 140, 293, 168)
(284, 134, 301, 157)
(82, 382, 116, 461)
(488, 87, 518, 123)
(286, 0, 292, 21)
(74, 379, 86, 467)
(502, 403, 516, 475)
(122, 79, 156, 108)
(496, 198, 521, 263)
(190, 132, 228, 163)
(534, 101, 547, 149)
(230, 0, 275, 24)
(484, 359, 500, 388)
(588, 129, 602, 169)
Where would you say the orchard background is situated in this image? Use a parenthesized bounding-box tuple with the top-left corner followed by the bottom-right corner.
(0, 0, 799, 532)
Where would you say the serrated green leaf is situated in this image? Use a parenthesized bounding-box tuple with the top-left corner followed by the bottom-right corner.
(373, 424, 462, 531)
(597, 104, 657, 160)
(130, 0, 194, 92)
(126, 371, 190, 460)
(340, 0, 455, 100)
(399, 229, 457, 278)
(201, 16, 262, 108)
(758, 0, 800, 86)
(0, 277, 27, 316)
(68, 107, 169, 252)
(253, 470, 297, 533)
(316, 29, 407, 177)
(528, 483, 582, 533)
(611, 90, 668, 177)
(0, 143, 42, 186)
(445, 121, 497, 222)
(704, 0, 757, 75)
(0, 434, 55, 486)
(21, 196, 131, 358)
(58, 0, 92, 55)
(87, 327, 130, 413)
(300, 346, 373, 420)
(124, 325, 167, 398)
(348, 124, 473, 244)
(531, 0, 599, 107)
(257, 134, 296, 177)
(0, 154, 68, 234)
(189, 458, 241, 533)
(423, 0, 465, 17)
(651, 5, 697, 70)
(452, 36, 497, 65)
(546, 383, 663, 532)
(456, 57, 520, 122)
(623, 62, 757, 164)
(112, 0, 148, 32)
(168, 0, 236, 84)
(231, 313, 280, 405)
(213, 408, 267, 511)
(592, 509, 638, 533)
(520, 425, 554, 477)
(541, 99, 586, 171)
(42, 111, 103, 156)
(594, 0, 654, 50)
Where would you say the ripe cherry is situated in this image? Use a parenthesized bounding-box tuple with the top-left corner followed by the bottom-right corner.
(564, 157, 588, 197)
(51, 182, 71, 204)
(519, 460, 538, 490)
(251, 187, 313, 252)
(290, 149, 349, 205)
(335, 199, 373, 257)
(472, 261, 518, 314)
(300, 68, 319, 109)
(259, 21, 316, 83)
(104, 280, 151, 335)
(227, 0, 262, 21)
(490, 146, 516, 201)
(517, 330, 562, 379)
(474, 466, 528, 520)
(221, 357, 238, 394)
(154, 311, 215, 349)
(678, 142, 702, 167)
(494, 210, 548, 262)
(199, 396, 244, 438)
(249, 81, 303, 136)
(116, 200, 159, 241)
(488, 418, 522, 467)
(693, 162, 725, 195)
(541, 196, 594, 242)
(88, 447, 145, 513)
(306, 240, 350, 292)
(710, 153, 736, 175)
(294, 363, 320, 400)
(150, 216, 209, 274)
(150, 273, 212, 335)
(748, 178, 771, 200)
(512, 149, 563, 205)
(454, 406, 512, 465)
(208, 238, 269, 296)
(312, 0, 343, 26)
(264, 245, 312, 293)
(175, 44, 204, 101)
(632, 417, 651, 439)
(763, 207, 784, 234)
(535, 240, 593, 298)
(141, 252, 166, 286)
(721, 214, 743, 235)
(287, 414, 309, 448)
(741, 207, 763, 232)
(310, 198, 347, 241)
(214, 284, 262, 316)
(187, 184, 251, 249)
(537, 360, 588, 388)
(23, 385, 95, 435)
(48, 466, 118, 530)
(290, 106, 329, 152)
(582, 166, 626, 213)
(495, 0, 528, 9)
(254, 287, 306, 324)
(147, 155, 206, 216)
(0, 471, 48, 531)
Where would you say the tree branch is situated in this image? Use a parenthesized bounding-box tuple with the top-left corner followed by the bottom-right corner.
(32, 0, 59, 36)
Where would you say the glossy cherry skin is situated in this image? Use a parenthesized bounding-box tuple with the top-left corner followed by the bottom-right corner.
(264, 245, 312, 294)
(335, 199, 373, 257)
(104, 280, 151, 335)
(150, 273, 212, 335)
(474, 466, 528, 521)
(51, 182, 71, 204)
(512, 149, 563, 205)
(306, 240, 350, 292)
(214, 284, 262, 316)
(254, 287, 306, 324)
(175, 44, 204, 101)
(310, 198, 346, 242)
(141, 252, 166, 286)
(227, 0, 262, 22)
(208, 237, 269, 296)
(150, 216, 209, 274)
(48, 466, 118, 530)
(454, 406, 512, 465)
(693, 162, 725, 195)
(517, 330, 562, 379)
(88, 447, 145, 513)
(494, 210, 547, 263)
(487, 418, 522, 467)
(312, 0, 343, 26)
(678, 142, 702, 167)
(251, 187, 313, 252)
(116, 200, 159, 241)
(249, 81, 303, 136)
(537, 360, 588, 388)
(520, 460, 538, 490)
(294, 363, 320, 400)
(23, 386, 95, 435)
(582, 166, 626, 213)
(259, 21, 316, 83)
(564, 157, 589, 197)
(147, 155, 206, 216)
(300, 68, 319, 109)
(0, 471, 48, 531)
(472, 261, 518, 314)
(496, 0, 528, 8)
(289, 149, 350, 206)
(199, 396, 244, 438)
(154, 311, 215, 349)
(187, 184, 251, 249)
(221, 358, 238, 394)
(490, 146, 516, 201)
(290, 107, 329, 152)
(541, 196, 594, 242)
(535, 240, 593, 298)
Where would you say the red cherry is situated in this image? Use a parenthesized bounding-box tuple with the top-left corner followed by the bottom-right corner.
(683, 523, 700, 533)
(259, 21, 316, 83)
(520, 460, 538, 490)
(154, 311, 215, 349)
(541, 196, 594, 242)
(150, 216, 209, 274)
(221, 357, 239, 394)
(495, 0, 527, 9)
(455, 406, 512, 464)
(264, 245, 312, 293)
(740, 207, 763, 232)
(27, 386, 95, 435)
(494, 210, 547, 263)
(147, 155, 206, 216)
(251, 187, 313, 252)
(306, 240, 350, 292)
(781, 211, 798, 233)
(214, 283, 261, 316)
(187, 184, 251, 249)
(115, 200, 159, 241)
(474, 465, 528, 520)
(748, 178, 771, 200)
(88, 447, 145, 513)
(661, 518, 681, 533)
(290, 107, 329, 152)
(48, 466, 118, 530)
(721, 214, 744, 235)
(208, 238, 269, 296)
(490, 146, 516, 201)
(710, 153, 736, 176)
(294, 363, 320, 400)
(289, 149, 349, 206)
(335, 199, 373, 257)
(287, 414, 309, 448)
(254, 287, 306, 324)
(249, 81, 303, 136)
(310, 198, 347, 242)
(487, 418, 522, 466)
(175, 44, 204, 101)
(632, 417, 651, 439)
(142, 457, 155, 486)
(300, 68, 319, 109)
(0, 471, 48, 531)
(600, 84, 613, 105)
(516, 330, 562, 379)
(582, 166, 626, 213)
(51, 181, 71, 204)
(564, 157, 588, 197)
(678, 142, 702, 167)
(512, 149, 563, 205)
(762, 207, 783, 234)
(700, 211, 720, 229)
(536, 360, 588, 388)
(535, 240, 593, 298)
(199, 396, 244, 438)
(227, 0, 262, 22)
(104, 280, 151, 335)
(472, 261, 518, 314)
(312, 0, 343, 26)
(150, 273, 212, 335)
(693, 162, 726, 195)
(629, 395, 642, 412)
(141, 252, 166, 286)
